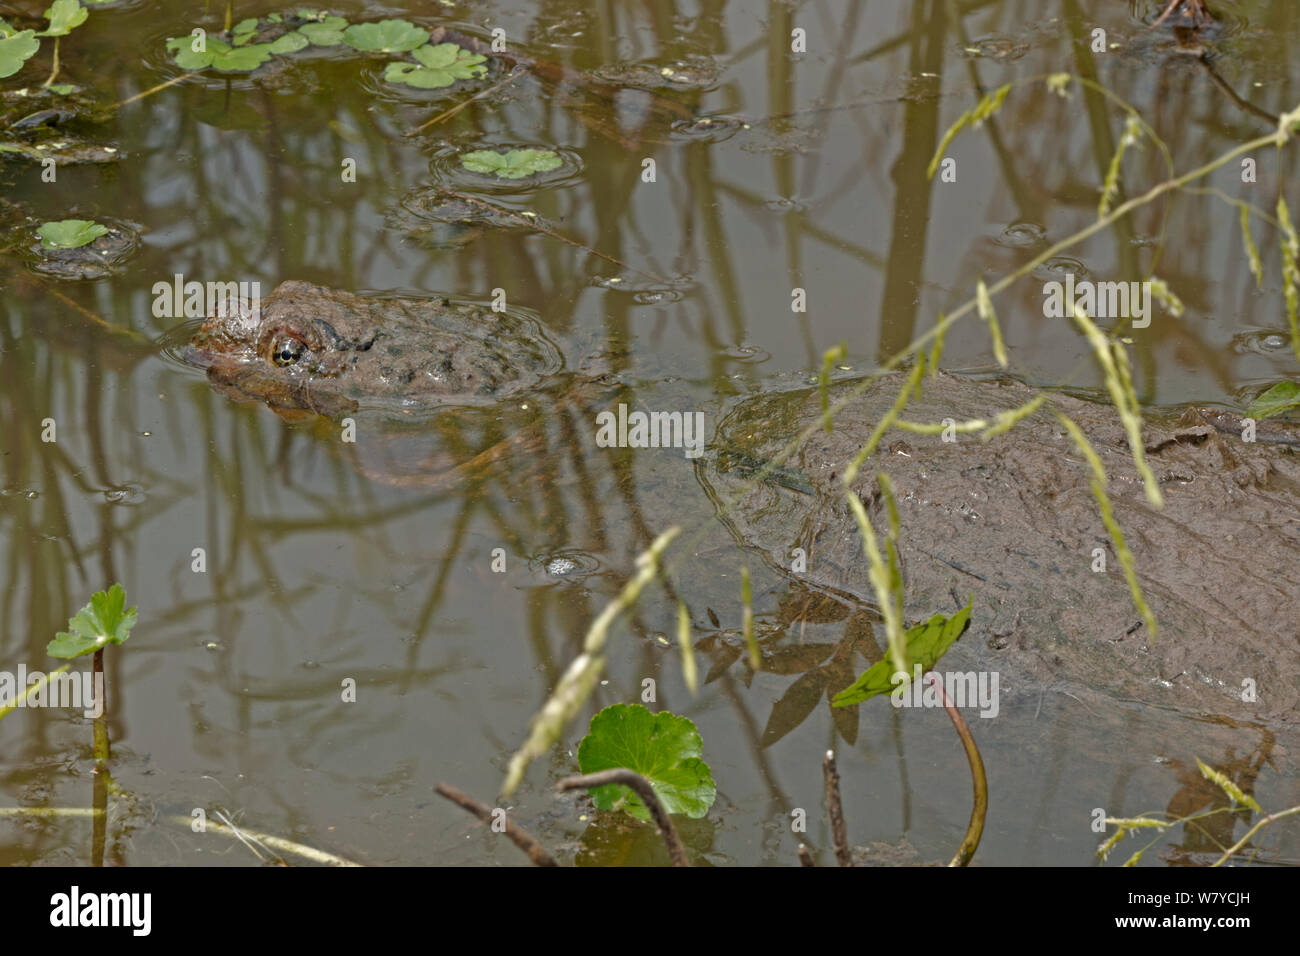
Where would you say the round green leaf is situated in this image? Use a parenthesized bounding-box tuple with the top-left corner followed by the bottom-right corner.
(269, 31, 309, 55)
(232, 17, 259, 36)
(48, 584, 137, 659)
(576, 704, 716, 821)
(342, 19, 428, 53)
(40, 0, 87, 37)
(461, 148, 563, 180)
(412, 42, 460, 69)
(297, 17, 347, 46)
(0, 29, 40, 78)
(37, 218, 107, 250)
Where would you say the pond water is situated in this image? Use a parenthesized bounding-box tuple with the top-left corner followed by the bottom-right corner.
(1, 0, 1297, 866)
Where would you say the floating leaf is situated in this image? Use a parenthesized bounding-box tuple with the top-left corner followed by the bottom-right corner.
(832, 600, 972, 707)
(576, 704, 715, 821)
(0, 28, 40, 78)
(232, 17, 259, 36)
(40, 0, 87, 37)
(37, 218, 107, 249)
(46, 82, 76, 94)
(269, 31, 309, 55)
(166, 35, 275, 72)
(297, 16, 347, 46)
(1245, 381, 1300, 420)
(461, 148, 563, 179)
(384, 42, 487, 89)
(342, 19, 428, 53)
(47, 584, 137, 659)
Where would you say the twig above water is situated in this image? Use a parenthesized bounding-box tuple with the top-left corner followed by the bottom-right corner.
(438, 189, 669, 284)
(435, 782, 558, 867)
(557, 769, 689, 867)
(823, 750, 853, 867)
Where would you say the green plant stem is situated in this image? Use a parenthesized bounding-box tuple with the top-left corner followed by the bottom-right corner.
(928, 673, 986, 867)
(1212, 806, 1300, 866)
(42, 36, 60, 88)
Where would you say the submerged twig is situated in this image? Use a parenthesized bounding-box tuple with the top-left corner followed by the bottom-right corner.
(164, 815, 362, 866)
(557, 770, 688, 867)
(797, 843, 816, 867)
(435, 783, 558, 867)
(926, 673, 986, 867)
(409, 67, 526, 135)
(823, 750, 852, 867)
(438, 190, 669, 285)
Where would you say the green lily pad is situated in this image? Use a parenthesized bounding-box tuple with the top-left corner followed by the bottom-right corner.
(269, 31, 309, 55)
(461, 148, 563, 180)
(384, 42, 487, 89)
(37, 218, 107, 249)
(46, 82, 76, 94)
(40, 0, 88, 38)
(47, 584, 137, 659)
(1246, 381, 1300, 420)
(0, 29, 40, 78)
(342, 18, 428, 53)
(576, 703, 716, 822)
(166, 35, 276, 72)
(832, 600, 973, 707)
(297, 16, 347, 46)
(267, 13, 282, 23)
(232, 17, 259, 36)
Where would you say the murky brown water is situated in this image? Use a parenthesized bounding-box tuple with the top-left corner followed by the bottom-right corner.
(1, 0, 1297, 866)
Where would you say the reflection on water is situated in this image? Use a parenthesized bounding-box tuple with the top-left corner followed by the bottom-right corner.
(0, 0, 1297, 866)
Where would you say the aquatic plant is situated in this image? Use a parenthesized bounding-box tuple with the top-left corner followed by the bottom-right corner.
(460, 148, 562, 180)
(576, 703, 715, 821)
(385, 42, 487, 89)
(36, 218, 107, 250)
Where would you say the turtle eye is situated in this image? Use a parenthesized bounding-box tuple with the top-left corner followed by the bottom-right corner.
(269, 334, 306, 367)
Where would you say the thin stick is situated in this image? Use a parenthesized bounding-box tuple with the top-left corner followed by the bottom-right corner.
(439, 190, 669, 284)
(823, 750, 852, 867)
(435, 782, 558, 867)
(409, 68, 526, 135)
(797, 843, 816, 867)
(1212, 806, 1300, 867)
(557, 770, 689, 867)
(115, 73, 197, 110)
(926, 673, 987, 867)
(164, 816, 361, 865)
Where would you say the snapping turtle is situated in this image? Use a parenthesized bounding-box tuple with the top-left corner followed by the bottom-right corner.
(182, 280, 565, 418)
(179, 280, 615, 488)
(701, 371, 1300, 727)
